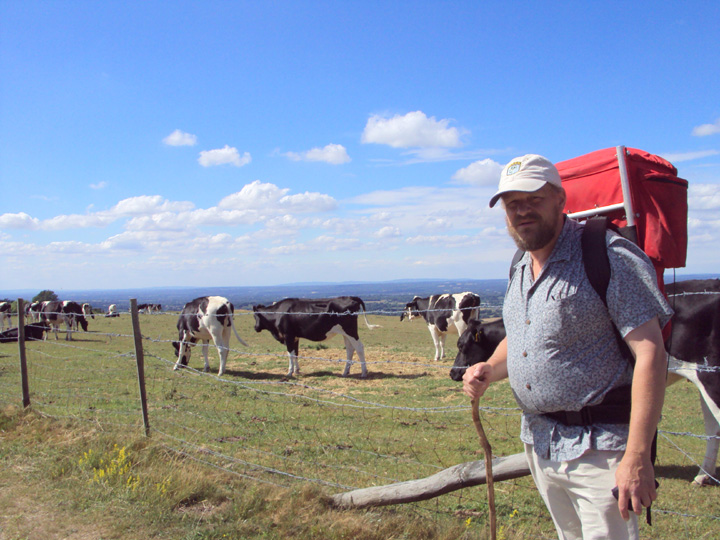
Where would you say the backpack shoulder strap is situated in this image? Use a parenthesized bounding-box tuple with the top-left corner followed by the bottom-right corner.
(582, 216, 637, 368)
(509, 248, 525, 282)
(581, 216, 611, 308)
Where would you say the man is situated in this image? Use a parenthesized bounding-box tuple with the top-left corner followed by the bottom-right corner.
(463, 154, 672, 540)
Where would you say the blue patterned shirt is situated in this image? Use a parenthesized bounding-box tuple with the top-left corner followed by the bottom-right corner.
(503, 217, 673, 461)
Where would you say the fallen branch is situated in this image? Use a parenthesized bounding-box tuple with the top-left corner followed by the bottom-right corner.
(331, 452, 530, 509)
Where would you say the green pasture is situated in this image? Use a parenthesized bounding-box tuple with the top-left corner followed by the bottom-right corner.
(0, 309, 718, 539)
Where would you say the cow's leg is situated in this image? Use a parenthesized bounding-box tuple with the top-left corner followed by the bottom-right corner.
(201, 341, 211, 372)
(694, 396, 720, 486)
(669, 356, 720, 485)
(428, 325, 441, 361)
(286, 340, 300, 377)
(342, 336, 367, 378)
(428, 325, 446, 361)
(173, 333, 190, 371)
(213, 328, 232, 376)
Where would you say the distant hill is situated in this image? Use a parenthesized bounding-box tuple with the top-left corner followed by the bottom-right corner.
(3, 274, 717, 317)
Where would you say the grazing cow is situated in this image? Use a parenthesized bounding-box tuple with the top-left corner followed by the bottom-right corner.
(106, 304, 119, 317)
(172, 296, 248, 376)
(450, 279, 720, 486)
(665, 279, 720, 485)
(449, 318, 506, 382)
(0, 323, 49, 343)
(81, 303, 95, 319)
(0, 302, 11, 331)
(253, 296, 379, 378)
(64, 301, 91, 331)
(401, 292, 481, 361)
(41, 301, 88, 340)
(137, 303, 160, 314)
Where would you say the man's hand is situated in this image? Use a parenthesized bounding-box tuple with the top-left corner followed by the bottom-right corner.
(462, 362, 494, 400)
(614, 451, 658, 520)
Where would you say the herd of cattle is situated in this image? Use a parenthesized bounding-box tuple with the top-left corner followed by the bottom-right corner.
(1, 280, 719, 485)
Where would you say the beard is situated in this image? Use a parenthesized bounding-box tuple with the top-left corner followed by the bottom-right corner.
(506, 211, 561, 251)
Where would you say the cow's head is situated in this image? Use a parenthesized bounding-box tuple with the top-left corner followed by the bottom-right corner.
(78, 316, 89, 332)
(172, 338, 191, 366)
(449, 319, 501, 382)
(399, 297, 421, 322)
(252, 305, 267, 333)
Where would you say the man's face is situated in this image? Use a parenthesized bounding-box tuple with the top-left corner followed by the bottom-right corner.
(501, 184, 565, 251)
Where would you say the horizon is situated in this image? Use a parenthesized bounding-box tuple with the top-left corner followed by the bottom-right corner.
(1, 272, 717, 298)
(2, 2, 719, 290)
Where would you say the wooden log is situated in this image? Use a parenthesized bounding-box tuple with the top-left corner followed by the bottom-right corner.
(331, 452, 530, 509)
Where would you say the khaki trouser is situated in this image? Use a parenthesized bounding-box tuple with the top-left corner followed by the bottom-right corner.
(525, 444, 639, 540)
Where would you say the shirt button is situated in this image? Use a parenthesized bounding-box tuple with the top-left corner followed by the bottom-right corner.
(526, 383, 532, 390)
(522, 351, 528, 357)
(525, 319, 531, 325)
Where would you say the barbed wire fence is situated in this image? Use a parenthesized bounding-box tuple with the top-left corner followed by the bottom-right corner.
(1, 297, 719, 538)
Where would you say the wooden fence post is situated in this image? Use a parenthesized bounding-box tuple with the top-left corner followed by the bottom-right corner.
(130, 298, 151, 437)
(17, 298, 30, 409)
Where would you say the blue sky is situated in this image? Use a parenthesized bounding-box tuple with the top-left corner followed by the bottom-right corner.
(1, 1, 719, 291)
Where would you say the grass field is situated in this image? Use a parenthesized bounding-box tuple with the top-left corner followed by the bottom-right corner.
(0, 309, 718, 539)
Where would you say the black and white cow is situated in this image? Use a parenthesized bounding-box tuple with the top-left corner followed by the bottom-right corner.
(253, 296, 379, 378)
(137, 303, 161, 314)
(28, 301, 45, 322)
(0, 302, 11, 331)
(400, 292, 481, 361)
(0, 323, 49, 343)
(450, 279, 720, 486)
(81, 303, 95, 320)
(665, 279, 720, 485)
(172, 296, 248, 376)
(41, 301, 88, 340)
(106, 304, 119, 317)
(449, 318, 506, 382)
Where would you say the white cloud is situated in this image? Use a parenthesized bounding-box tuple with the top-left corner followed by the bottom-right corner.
(198, 145, 251, 167)
(110, 195, 195, 216)
(452, 159, 504, 186)
(90, 181, 109, 190)
(375, 226, 401, 238)
(350, 186, 437, 206)
(361, 111, 464, 148)
(688, 183, 720, 211)
(662, 149, 720, 163)
(219, 181, 290, 209)
(285, 143, 351, 164)
(0, 212, 40, 230)
(219, 180, 337, 213)
(692, 118, 720, 137)
(163, 129, 198, 146)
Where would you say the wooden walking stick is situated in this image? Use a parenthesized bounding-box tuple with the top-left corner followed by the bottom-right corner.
(472, 397, 496, 540)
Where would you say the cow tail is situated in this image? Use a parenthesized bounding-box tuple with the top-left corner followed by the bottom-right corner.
(360, 301, 381, 330)
(229, 310, 249, 347)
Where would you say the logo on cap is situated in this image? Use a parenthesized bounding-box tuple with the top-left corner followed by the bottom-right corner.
(506, 161, 521, 176)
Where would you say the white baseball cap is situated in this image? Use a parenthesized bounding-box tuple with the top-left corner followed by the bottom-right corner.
(489, 154, 562, 208)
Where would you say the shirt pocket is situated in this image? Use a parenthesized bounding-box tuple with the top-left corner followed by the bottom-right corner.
(540, 293, 587, 351)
